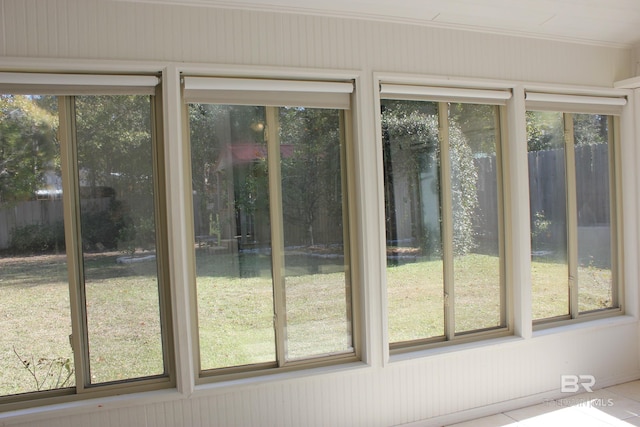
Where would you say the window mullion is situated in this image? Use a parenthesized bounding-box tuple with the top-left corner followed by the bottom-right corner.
(609, 116, 622, 310)
(265, 106, 287, 366)
(564, 113, 579, 318)
(339, 110, 356, 353)
(438, 102, 455, 340)
(151, 88, 174, 381)
(58, 95, 89, 392)
(495, 106, 508, 328)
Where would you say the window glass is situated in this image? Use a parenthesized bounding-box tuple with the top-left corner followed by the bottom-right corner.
(449, 103, 502, 333)
(75, 95, 165, 383)
(0, 95, 74, 396)
(526, 111, 569, 319)
(527, 110, 616, 321)
(382, 99, 504, 345)
(382, 100, 444, 343)
(574, 114, 613, 313)
(190, 104, 276, 370)
(279, 107, 352, 360)
(189, 102, 353, 372)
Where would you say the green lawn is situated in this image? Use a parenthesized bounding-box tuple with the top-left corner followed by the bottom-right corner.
(195, 252, 351, 369)
(0, 252, 164, 396)
(0, 251, 613, 397)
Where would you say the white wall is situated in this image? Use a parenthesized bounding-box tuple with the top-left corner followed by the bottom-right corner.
(1, 1, 639, 426)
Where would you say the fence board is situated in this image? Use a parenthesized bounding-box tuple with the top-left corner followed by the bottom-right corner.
(0, 145, 611, 251)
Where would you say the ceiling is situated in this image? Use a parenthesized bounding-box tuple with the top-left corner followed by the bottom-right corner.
(135, 0, 640, 47)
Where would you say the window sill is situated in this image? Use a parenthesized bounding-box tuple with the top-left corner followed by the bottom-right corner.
(0, 361, 370, 423)
(388, 333, 523, 365)
(532, 312, 636, 338)
(192, 360, 370, 397)
(0, 388, 183, 425)
(387, 313, 637, 365)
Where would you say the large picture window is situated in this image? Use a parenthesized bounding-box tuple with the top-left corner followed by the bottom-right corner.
(526, 92, 622, 323)
(0, 74, 172, 408)
(379, 84, 509, 348)
(184, 77, 357, 375)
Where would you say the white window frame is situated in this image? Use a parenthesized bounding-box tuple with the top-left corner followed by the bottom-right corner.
(378, 82, 512, 352)
(525, 91, 625, 327)
(0, 73, 174, 411)
(182, 76, 362, 381)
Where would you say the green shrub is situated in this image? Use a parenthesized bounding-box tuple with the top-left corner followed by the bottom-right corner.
(80, 199, 129, 250)
(9, 222, 65, 254)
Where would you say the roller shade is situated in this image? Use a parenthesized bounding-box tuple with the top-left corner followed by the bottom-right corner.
(525, 91, 626, 115)
(0, 72, 160, 95)
(380, 83, 512, 105)
(183, 77, 354, 109)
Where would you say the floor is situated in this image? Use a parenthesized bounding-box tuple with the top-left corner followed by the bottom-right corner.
(446, 380, 640, 426)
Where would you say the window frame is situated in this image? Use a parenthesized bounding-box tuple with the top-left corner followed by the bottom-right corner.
(378, 83, 513, 352)
(0, 75, 175, 411)
(525, 91, 625, 328)
(181, 76, 362, 382)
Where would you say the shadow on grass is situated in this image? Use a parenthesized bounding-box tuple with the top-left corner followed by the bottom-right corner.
(0, 251, 158, 288)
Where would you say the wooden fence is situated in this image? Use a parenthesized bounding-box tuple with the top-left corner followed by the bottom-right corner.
(475, 143, 610, 256)
(0, 145, 610, 251)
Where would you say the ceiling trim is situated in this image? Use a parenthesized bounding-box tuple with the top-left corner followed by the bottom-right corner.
(116, 0, 634, 49)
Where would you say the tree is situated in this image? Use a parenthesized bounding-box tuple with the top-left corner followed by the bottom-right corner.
(279, 107, 343, 246)
(57, 95, 158, 253)
(526, 110, 564, 152)
(449, 103, 497, 155)
(188, 104, 268, 242)
(0, 95, 59, 203)
(74, 95, 153, 196)
(381, 100, 479, 256)
(574, 113, 608, 147)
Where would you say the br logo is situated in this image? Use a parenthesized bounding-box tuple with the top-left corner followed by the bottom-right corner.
(560, 374, 596, 393)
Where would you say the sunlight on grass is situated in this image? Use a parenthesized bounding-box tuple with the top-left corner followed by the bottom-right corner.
(0, 251, 616, 395)
(85, 273, 165, 384)
(531, 257, 613, 320)
(285, 271, 351, 360)
(388, 253, 614, 342)
(0, 255, 74, 396)
(578, 264, 613, 313)
(531, 260, 569, 320)
(387, 253, 502, 343)
(387, 258, 444, 343)
(197, 274, 276, 370)
(454, 254, 501, 333)
(195, 251, 352, 369)
(0, 253, 166, 395)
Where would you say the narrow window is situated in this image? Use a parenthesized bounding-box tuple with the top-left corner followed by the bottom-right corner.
(0, 74, 171, 408)
(379, 84, 509, 349)
(527, 106, 620, 322)
(74, 95, 167, 383)
(527, 111, 569, 319)
(184, 77, 356, 375)
(0, 94, 74, 396)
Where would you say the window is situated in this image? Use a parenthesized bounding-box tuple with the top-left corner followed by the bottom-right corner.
(379, 84, 510, 349)
(0, 74, 172, 408)
(184, 77, 357, 376)
(526, 92, 623, 323)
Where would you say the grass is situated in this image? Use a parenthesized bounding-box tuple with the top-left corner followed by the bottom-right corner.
(0, 254, 74, 396)
(195, 252, 351, 369)
(387, 252, 613, 343)
(386, 253, 503, 342)
(0, 252, 164, 396)
(0, 250, 613, 397)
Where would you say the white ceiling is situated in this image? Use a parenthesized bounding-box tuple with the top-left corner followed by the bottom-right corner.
(134, 0, 640, 47)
